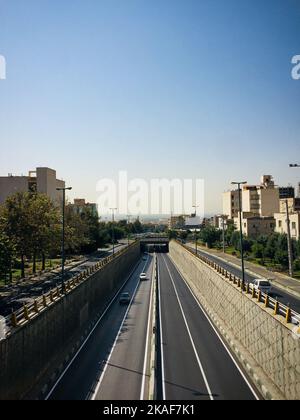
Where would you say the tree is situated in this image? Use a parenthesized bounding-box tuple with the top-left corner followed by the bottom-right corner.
(0, 214, 16, 283)
(199, 226, 221, 248)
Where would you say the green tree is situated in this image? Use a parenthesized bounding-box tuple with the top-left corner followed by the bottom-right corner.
(199, 226, 221, 248)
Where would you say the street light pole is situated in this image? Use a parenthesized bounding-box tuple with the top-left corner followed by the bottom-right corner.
(127, 214, 131, 247)
(285, 200, 294, 278)
(192, 205, 199, 254)
(56, 186, 72, 292)
(231, 181, 247, 290)
(221, 215, 226, 254)
(110, 208, 117, 256)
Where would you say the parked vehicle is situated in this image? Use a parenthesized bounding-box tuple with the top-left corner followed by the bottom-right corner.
(119, 292, 131, 305)
(251, 279, 272, 295)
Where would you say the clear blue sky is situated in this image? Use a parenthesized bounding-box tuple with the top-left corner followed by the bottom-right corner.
(0, 0, 300, 214)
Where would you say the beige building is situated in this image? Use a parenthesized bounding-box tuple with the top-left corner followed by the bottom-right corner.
(222, 190, 240, 219)
(0, 167, 65, 204)
(242, 175, 279, 217)
(69, 199, 98, 217)
(279, 198, 300, 213)
(234, 214, 275, 238)
(275, 212, 300, 241)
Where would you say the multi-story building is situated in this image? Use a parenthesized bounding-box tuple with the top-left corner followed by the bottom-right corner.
(0, 167, 65, 204)
(279, 186, 295, 200)
(242, 176, 280, 217)
(275, 212, 300, 241)
(69, 199, 98, 217)
(222, 190, 240, 219)
(234, 214, 275, 239)
(279, 197, 300, 213)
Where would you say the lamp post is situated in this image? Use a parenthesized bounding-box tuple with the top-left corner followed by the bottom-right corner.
(231, 181, 247, 290)
(110, 208, 118, 256)
(56, 186, 72, 292)
(127, 214, 131, 246)
(287, 163, 300, 276)
(192, 205, 199, 254)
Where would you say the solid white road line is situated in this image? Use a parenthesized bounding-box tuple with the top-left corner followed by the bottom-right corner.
(91, 256, 151, 401)
(162, 254, 214, 401)
(140, 256, 155, 400)
(45, 258, 143, 401)
(157, 257, 166, 401)
(168, 255, 260, 400)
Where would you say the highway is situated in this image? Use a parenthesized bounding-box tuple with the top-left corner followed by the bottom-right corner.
(157, 253, 260, 400)
(46, 250, 261, 401)
(46, 254, 154, 400)
(186, 245, 300, 313)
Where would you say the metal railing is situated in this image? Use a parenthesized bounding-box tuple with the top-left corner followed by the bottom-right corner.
(3, 241, 139, 337)
(178, 241, 300, 329)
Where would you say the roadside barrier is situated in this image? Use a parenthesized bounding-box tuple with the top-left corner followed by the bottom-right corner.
(4, 241, 139, 337)
(177, 241, 300, 331)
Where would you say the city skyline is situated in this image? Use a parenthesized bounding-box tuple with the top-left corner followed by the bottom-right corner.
(0, 0, 300, 214)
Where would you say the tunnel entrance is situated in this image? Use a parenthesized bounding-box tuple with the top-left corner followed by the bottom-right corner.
(140, 236, 169, 253)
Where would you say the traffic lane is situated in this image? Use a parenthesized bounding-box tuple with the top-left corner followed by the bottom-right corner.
(190, 247, 300, 313)
(158, 254, 211, 400)
(47, 256, 151, 400)
(94, 257, 154, 400)
(163, 254, 259, 400)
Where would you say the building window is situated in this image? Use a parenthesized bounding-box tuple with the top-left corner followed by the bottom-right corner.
(278, 221, 282, 228)
(292, 222, 296, 230)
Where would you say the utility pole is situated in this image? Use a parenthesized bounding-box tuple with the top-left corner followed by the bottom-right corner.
(221, 215, 226, 254)
(127, 214, 131, 246)
(285, 200, 294, 278)
(231, 181, 247, 290)
(110, 208, 118, 256)
(192, 205, 199, 254)
(56, 186, 72, 292)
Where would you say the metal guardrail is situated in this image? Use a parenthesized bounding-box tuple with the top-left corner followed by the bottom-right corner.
(178, 242, 300, 330)
(3, 241, 139, 337)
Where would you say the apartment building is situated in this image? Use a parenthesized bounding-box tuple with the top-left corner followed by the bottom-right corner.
(222, 190, 240, 219)
(275, 212, 300, 241)
(0, 167, 65, 204)
(242, 175, 279, 217)
(69, 199, 98, 217)
(234, 214, 275, 239)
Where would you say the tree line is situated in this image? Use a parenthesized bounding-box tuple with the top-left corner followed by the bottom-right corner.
(168, 222, 300, 273)
(0, 192, 145, 283)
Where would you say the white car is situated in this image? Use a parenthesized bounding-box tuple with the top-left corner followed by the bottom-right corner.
(140, 273, 148, 281)
(251, 279, 272, 295)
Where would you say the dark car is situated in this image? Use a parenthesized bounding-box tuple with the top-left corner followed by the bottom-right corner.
(119, 292, 131, 305)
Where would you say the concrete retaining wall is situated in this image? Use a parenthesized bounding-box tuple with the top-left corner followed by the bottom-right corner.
(0, 243, 141, 400)
(169, 241, 300, 400)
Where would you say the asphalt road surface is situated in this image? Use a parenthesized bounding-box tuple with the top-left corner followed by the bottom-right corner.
(157, 253, 261, 401)
(46, 254, 153, 400)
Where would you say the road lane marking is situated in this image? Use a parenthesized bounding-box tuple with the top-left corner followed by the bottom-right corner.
(44, 257, 144, 400)
(162, 254, 214, 401)
(157, 256, 166, 400)
(140, 256, 155, 400)
(167, 255, 260, 401)
(91, 256, 151, 400)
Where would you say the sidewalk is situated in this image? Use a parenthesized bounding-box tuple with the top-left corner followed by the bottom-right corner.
(191, 243, 300, 300)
